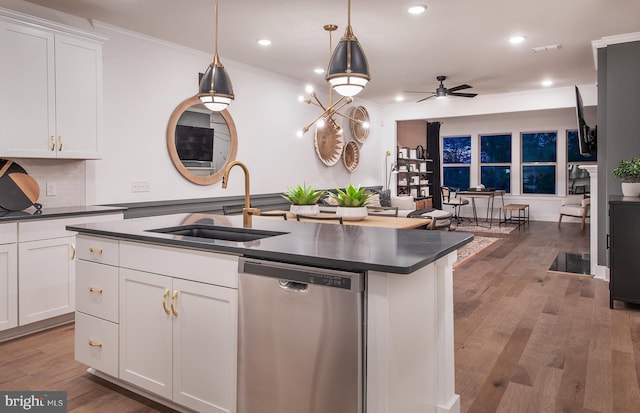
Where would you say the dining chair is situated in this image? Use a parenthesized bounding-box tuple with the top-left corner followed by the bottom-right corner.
(258, 211, 288, 220)
(367, 206, 399, 217)
(295, 214, 344, 224)
(441, 186, 469, 224)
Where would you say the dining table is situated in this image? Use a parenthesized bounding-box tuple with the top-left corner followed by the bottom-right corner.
(255, 210, 431, 229)
(456, 189, 505, 228)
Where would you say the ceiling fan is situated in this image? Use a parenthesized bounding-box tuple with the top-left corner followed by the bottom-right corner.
(406, 75, 478, 102)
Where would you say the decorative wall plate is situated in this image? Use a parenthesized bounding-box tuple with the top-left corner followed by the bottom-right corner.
(349, 106, 370, 143)
(342, 141, 360, 172)
(314, 125, 344, 166)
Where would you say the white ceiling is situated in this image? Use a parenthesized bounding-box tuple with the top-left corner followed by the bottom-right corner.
(23, 0, 640, 105)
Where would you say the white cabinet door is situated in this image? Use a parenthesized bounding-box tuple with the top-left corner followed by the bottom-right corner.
(54, 34, 102, 159)
(0, 21, 56, 158)
(119, 268, 173, 399)
(0, 21, 102, 159)
(18, 236, 76, 325)
(0, 243, 18, 332)
(172, 278, 237, 413)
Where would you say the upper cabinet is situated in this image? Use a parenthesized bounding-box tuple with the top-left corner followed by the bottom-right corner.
(0, 11, 104, 159)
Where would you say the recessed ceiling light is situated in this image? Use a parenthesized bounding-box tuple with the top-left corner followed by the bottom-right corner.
(395, 95, 405, 102)
(257, 39, 271, 46)
(408, 5, 427, 15)
(509, 35, 526, 44)
(541, 79, 553, 87)
(314, 67, 325, 74)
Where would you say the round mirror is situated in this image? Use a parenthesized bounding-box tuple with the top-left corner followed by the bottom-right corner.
(167, 96, 238, 185)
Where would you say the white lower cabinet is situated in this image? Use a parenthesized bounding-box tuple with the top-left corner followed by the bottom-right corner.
(119, 268, 238, 413)
(0, 224, 18, 331)
(18, 236, 76, 325)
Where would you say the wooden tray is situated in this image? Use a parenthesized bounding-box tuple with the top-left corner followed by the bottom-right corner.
(342, 141, 360, 172)
(314, 124, 344, 166)
(349, 106, 370, 143)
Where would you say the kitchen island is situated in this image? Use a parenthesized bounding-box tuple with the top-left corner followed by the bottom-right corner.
(68, 212, 472, 413)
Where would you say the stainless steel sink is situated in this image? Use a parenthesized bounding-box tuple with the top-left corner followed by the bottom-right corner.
(148, 224, 287, 242)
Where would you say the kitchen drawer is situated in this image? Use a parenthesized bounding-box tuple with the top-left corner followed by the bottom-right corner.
(18, 213, 123, 243)
(120, 241, 238, 289)
(0, 223, 17, 244)
(75, 311, 118, 377)
(76, 260, 118, 323)
(77, 235, 119, 266)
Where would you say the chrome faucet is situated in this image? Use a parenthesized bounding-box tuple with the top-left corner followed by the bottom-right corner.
(222, 161, 260, 227)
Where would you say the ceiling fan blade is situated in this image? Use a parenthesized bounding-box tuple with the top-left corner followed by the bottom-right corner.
(448, 92, 478, 98)
(416, 95, 436, 103)
(447, 84, 472, 93)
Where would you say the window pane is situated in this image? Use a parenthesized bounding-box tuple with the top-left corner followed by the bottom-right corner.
(567, 130, 597, 162)
(443, 166, 470, 190)
(481, 134, 511, 163)
(481, 166, 511, 193)
(442, 136, 471, 164)
(522, 132, 557, 162)
(522, 165, 556, 194)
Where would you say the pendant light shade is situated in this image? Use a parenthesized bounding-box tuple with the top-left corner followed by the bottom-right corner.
(326, 0, 370, 97)
(197, 0, 234, 111)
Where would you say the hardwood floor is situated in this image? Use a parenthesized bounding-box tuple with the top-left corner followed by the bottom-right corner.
(0, 221, 638, 412)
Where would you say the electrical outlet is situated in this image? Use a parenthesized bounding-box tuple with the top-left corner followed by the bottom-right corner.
(46, 181, 57, 196)
(131, 181, 150, 193)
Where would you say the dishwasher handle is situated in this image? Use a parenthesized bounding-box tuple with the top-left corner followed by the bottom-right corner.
(279, 280, 309, 293)
(239, 258, 364, 292)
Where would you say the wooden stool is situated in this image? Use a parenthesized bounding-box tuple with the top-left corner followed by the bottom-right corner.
(500, 204, 529, 230)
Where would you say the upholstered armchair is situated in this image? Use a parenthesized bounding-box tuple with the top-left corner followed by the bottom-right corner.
(558, 195, 590, 230)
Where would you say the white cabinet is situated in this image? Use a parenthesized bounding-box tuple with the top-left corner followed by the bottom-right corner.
(119, 268, 238, 413)
(0, 223, 18, 332)
(17, 213, 123, 327)
(18, 236, 76, 325)
(0, 15, 103, 159)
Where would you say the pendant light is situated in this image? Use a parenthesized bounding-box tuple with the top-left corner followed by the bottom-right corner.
(197, 0, 234, 111)
(325, 0, 370, 97)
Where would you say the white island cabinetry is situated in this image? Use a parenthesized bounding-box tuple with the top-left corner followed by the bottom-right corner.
(0, 223, 18, 332)
(76, 238, 239, 413)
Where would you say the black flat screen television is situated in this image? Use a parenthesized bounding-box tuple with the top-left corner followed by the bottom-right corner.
(175, 125, 214, 163)
(575, 85, 597, 156)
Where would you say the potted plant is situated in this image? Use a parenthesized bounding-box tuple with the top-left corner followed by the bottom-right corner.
(282, 184, 325, 215)
(612, 156, 640, 196)
(329, 184, 372, 220)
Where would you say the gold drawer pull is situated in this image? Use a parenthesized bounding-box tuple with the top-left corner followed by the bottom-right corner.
(70, 243, 76, 260)
(89, 247, 103, 254)
(50, 136, 55, 151)
(88, 339, 103, 348)
(170, 290, 179, 317)
(88, 286, 103, 293)
(162, 289, 171, 315)
(58, 136, 63, 151)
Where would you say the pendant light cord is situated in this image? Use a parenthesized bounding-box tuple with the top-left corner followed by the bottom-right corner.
(215, 0, 219, 56)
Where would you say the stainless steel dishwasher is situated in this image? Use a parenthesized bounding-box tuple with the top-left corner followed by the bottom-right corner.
(237, 258, 365, 413)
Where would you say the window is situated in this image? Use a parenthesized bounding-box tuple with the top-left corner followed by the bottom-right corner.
(442, 136, 471, 190)
(521, 131, 557, 194)
(480, 134, 511, 192)
(567, 130, 595, 194)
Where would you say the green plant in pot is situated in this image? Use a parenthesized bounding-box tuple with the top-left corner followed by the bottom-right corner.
(612, 156, 640, 196)
(282, 184, 325, 215)
(329, 184, 372, 220)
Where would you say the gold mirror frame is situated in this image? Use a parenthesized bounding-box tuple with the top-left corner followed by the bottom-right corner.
(166, 96, 238, 185)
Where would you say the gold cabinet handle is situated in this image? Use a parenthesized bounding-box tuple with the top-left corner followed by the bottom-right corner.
(88, 286, 103, 293)
(170, 290, 179, 317)
(89, 247, 103, 254)
(58, 136, 63, 151)
(50, 136, 55, 151)
(88, 339, 103, 348)
(162, 289, 171, 315)
(70, 243, 76, 260)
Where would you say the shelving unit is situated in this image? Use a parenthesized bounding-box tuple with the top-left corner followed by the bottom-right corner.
(396, 146, 434, 208)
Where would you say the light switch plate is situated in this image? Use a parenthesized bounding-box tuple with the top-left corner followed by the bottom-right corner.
(46, 181, 57, 196)
(131, 181, 151, 193)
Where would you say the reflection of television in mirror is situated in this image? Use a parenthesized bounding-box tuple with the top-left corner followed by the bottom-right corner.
(175, 125, 214, 167)
(575, 85, 597, 156)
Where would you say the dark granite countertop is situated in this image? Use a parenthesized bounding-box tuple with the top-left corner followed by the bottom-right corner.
(67, 212, 472, 274)
(0, 205, 127, 223)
